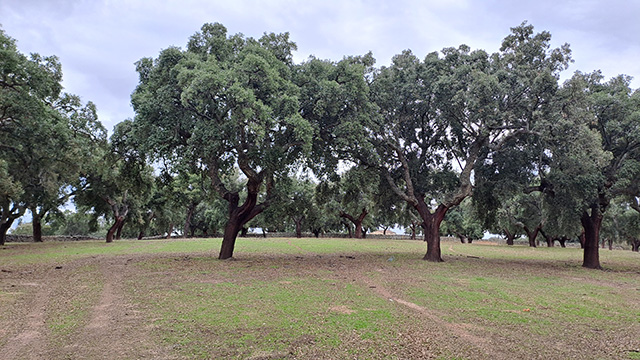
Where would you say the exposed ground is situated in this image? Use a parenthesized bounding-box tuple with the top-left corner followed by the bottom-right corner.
(0, 238, 638, 359)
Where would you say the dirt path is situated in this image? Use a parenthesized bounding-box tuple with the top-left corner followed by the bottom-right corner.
(0, 256, 176, 360)
(0, 275, 53, 359)
(69, 257, 172, 359)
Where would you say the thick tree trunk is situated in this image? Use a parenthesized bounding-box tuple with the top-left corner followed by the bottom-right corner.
(539, 229, 553, 247)
(504, 229, 515, 246)
(294, 217, 303, 238)
(415, 200, 447, 262)
(219, 214, 241, 259)
(579, 230, 586, 249)
(106, 216, 125, 243)
(631, 239, 640, 252)
(32, 212, 43, 243)
(313, 229, 320, 238)
(523, 225, 540, 248)
(115, 219, 125, 240)
(581, 207, 603, 269)
(340, 208, 368, 239)
(0, 221, 13, 246)
(218, 178, 265, 260)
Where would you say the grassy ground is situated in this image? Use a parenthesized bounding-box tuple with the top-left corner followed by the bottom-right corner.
(0, 237, 638, 359)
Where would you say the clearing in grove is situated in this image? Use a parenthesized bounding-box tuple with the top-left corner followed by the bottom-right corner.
(0, 237, 638, 360)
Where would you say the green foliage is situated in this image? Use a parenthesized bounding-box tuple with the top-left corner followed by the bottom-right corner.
(0, 28, 106, 242)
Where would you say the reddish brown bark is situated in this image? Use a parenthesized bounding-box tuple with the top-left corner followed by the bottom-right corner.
(106, 216, 125, 243)
(523, 225, 541, 248)
(414, 198, 447, 262)
(218, 178, 265, 260)
(504, 229, 515, 246)
(115, 219, 125, 240)
(581, 207, 603, 269)
(340, 208, 368, 239)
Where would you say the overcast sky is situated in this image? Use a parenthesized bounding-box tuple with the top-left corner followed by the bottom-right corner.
(2, 0, 639, 134)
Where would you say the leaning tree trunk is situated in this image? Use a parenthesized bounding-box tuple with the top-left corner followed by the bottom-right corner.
(106, 216, 125, 243)
(415, 200, 447, 262)
(340, 208, 368, 239)
(523, 225, 541, 248)
(581, 207, 603, 269)
(115, 219, 125, 240)
(218, 177, 265, 260)
(504, 229, 515, 246)
(558, 237, 567, 248)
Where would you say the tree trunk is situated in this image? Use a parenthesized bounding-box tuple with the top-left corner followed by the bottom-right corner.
(115, 218, 125, 240)
(183, 202, 195, 238)
(504, 229, 515, 246)
(106, 216, 125, 243)
(631, 239, 640, 252)
(294, 217, 303, 238)
(456, 232, 467, 244)
(218, 178, 265, 260)
(165, 223, 174, 239)
(415, 200, 447, 262)
(0, 221, 13, 246)
(558, 237, 567, 248)
(342, 221, 352, 238)
(523, 225, 540, 248)
(32, 212, 43, 243)
(340, 208, 368, 239)
(607, 238, 613, 251)
(581, 207, 603, 269)
(313, 229, 320, 238)
(579, 230, 586, 249)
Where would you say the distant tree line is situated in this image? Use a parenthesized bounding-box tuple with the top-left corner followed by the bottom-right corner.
(2, 22, 639, 269)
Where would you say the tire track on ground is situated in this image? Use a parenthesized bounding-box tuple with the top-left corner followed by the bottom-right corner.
(0, 279, 52, 359)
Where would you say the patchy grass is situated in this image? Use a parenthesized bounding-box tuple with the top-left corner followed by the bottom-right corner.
(1, 237, 639, 359)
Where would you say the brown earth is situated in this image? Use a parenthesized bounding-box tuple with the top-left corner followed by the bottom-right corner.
(0, 242, 638, 359)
